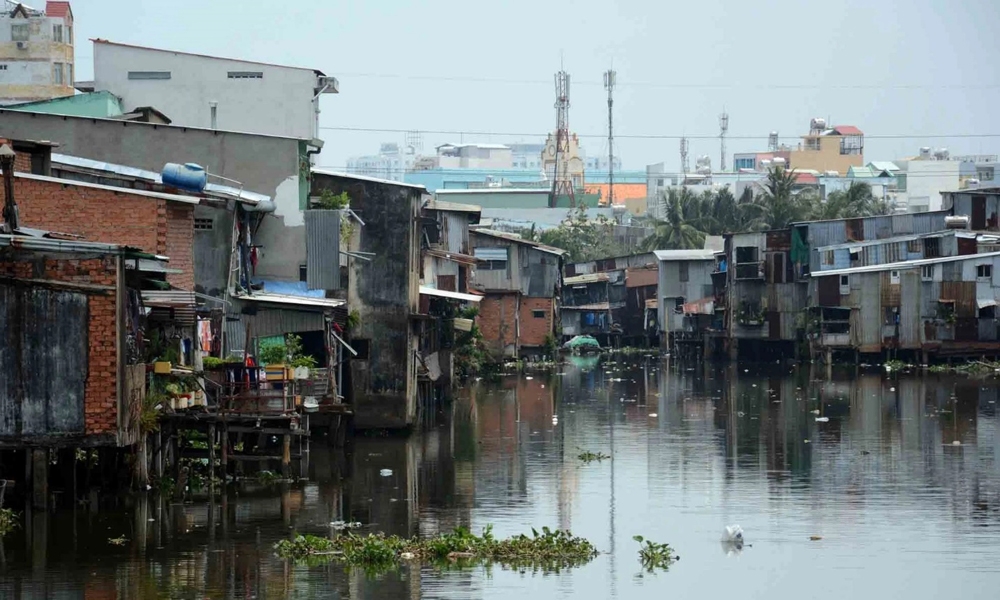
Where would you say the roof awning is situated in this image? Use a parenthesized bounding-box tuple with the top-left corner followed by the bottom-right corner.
(978, 298, 997, 309)
(419, 286, 482, 303)
(424, 248, 480, 266)
(236, 292, 346, 309)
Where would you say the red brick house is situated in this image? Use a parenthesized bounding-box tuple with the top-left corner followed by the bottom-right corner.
(8, 171, 198, 289)
(469, 230, 566, 359)
(0, 235, 159, 449)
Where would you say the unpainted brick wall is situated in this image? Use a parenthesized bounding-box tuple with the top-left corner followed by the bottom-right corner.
(478, 293, 519, 359)
(519, 296, 555, 348)
(9, 176, 195, 289)
(0, 255, 119, 436)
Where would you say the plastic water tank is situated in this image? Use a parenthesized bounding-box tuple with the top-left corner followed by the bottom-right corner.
(162, 163, 208, 192)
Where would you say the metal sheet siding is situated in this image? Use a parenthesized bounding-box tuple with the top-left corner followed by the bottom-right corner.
(225, 305, 327, 354)
(899, 270, 921, 348)
(857, 273, 882, 351)
(1, 285, 88, 437)
(304, 210, 342, 290)
(445, 213, 465, 254)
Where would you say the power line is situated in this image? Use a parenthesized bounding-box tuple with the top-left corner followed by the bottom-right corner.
(333, 72, 1000, 90)
(319, 125, 1000, 140)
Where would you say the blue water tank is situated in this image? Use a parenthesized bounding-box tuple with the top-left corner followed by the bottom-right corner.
(162, 162, 207, 192)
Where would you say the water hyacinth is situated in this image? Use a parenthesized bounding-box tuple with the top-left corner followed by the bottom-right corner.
(274, 525, 598, 574)
(633, 535, 678, 572)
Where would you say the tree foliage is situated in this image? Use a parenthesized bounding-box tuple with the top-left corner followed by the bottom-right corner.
(537, 206, 626, 262)
(638, 167, 892, 251)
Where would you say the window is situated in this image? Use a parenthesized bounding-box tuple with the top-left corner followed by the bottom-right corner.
(890, 270, 900, 285)
(0, 65, 7, 71)
(67, 63, 73, 84)
(907, 239, 922, 253)
(924, 237, 940, 258)
(921, 265, 934, 281)
(52, 63, 63, 84)
(839, 274, 850, 295)
(532, 309, 546, 319)
(11, 23, 29, 42)
(67, 25, 72, 44)
(678, 261, 689, 282)
(735, 246, 759, 263)
(228, 71, 264, 79)
(128, 71, 172, 80)
(977, 264, 992, 280)
(657, 178, 665, 186)
(194, 217, 214, 231)
(474, 247, 508, 270)
(352, 339, 371, 360)
(822, 250, 835, 266)
(299, 264, 307, 282)
(896, 173, 907, 192)
(53, 24, 63, 42)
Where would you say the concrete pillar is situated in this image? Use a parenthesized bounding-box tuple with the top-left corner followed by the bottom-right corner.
(31, 448, 48, 509)
(220, 423, 228, 483)
(825, 349, 833, 380)
(728, 338, 738, 361)
(208, 423, 217, 492)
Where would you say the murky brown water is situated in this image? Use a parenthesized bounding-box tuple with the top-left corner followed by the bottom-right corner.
(2, 357, 1000, 599)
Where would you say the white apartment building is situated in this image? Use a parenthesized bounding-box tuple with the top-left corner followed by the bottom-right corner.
(90, 39, 337, 140)
(346, 142, 410, 182)
(0, 1, 74, 105)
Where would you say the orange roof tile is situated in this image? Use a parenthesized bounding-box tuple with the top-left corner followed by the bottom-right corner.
(583, 183, 647, 206)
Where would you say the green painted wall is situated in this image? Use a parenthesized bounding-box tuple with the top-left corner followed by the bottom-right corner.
(5, 91, 124, 118)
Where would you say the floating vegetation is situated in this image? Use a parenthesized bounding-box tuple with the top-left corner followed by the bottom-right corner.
(883, 360, 914, 372)
(274, 526, 598, 574)
(633, 535, 678, 572)
(0, 508, 19, 537)
(108, 536, 128, 546)
(577, 450, 610, 463)
(928, 361, 1000, 376)
(254, 470, 290, 484)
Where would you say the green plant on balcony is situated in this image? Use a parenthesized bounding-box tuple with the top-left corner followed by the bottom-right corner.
(736, 304, 765, 326)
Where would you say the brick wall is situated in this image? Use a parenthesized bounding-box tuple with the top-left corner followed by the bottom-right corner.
(0, 255, 119, 437)
(478, 292, 519, 359)
(519, 296, 554, 348)
(9, 175, 195, 290)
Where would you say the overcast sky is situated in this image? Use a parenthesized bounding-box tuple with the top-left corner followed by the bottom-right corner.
(73, 0, 1000, 178)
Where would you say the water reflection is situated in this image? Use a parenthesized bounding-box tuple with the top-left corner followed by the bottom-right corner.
(2, 359, 999, 599)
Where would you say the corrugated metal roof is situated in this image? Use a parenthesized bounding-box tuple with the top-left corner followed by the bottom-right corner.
(848, 166, 877, 178)
(142, 291, 196, 307)
(11, 171, 200, 205)
(235, 292, 346, 309)
(682, 297, 714, 315)
(0, 234, 140, 255)
(653, 249, 717, 261)
(473, 247, 507, 261)
(437, 188, 547, 195)
(470, 229, 567, 256)
(423, 199, 482, 213)
(868, 161, 899, 172)
(816, 251, 1000, 277)
(564, 272, 610, 285)
(51, 153, 271, 205)
(625, 267, 658, 288)
(813, 229, 971, 252)
(311, 168, 427, 190)
(419, 286, 483, 303)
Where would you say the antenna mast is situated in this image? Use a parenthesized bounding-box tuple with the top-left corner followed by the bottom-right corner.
(604, 68, 616, 206)
(680, 137, 689, 174)
(719, 111, 729, 172)
(551, 67, 575, 207)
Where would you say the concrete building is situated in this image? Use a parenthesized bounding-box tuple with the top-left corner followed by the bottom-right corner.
(0, 1, 74, 104)
(470, 229, 565, 359)
(0, 107, 319, 297)
(88, 39, 338, 139)
(346, 142, 411, 182)
(541, 132, 584, 189)
(892, 150, 968, 213)
(787, 122, 864, 174)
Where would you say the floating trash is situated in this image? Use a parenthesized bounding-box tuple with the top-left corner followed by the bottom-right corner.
(648, 413, 658, 418)
(723, 525, 744, 543)
(379, 469, 393, 477)
(815, 416, 830, 423)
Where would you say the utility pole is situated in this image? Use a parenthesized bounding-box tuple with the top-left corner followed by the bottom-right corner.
(604, 68, 616, 206)
(719, 110, 729, 172)
(680, 137, 689, 175)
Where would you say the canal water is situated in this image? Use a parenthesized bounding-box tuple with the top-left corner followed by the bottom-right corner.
(2, 356, 999, 599)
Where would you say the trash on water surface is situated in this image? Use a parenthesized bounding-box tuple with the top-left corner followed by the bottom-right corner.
(379, 469, 393, 477)
(815, 416, 830, 422)
(723, 525, 744, 543)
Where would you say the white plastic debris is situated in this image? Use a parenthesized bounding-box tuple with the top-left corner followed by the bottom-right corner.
(723, 525, 744, 543)
(810, 409, 821, 415)
(400, 552, 415, 560)
(379, 468, 393, 477)
(648, 413, 658, 418)
(815, 416, 829, 422)
(952, 440, 962, 446)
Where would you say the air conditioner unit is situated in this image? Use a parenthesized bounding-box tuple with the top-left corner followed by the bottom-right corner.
(16, 41, 27, 50)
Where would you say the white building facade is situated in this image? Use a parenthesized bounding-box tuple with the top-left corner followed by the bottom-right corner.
(91, 39, 337, 139)
(0, 1, 74, 105)
(346, 142, 410, 182)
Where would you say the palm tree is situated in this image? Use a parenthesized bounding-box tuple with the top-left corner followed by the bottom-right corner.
(816, 181, 894, 220)
(640, 189, 706, 251)
(751, 166, 818, 229)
